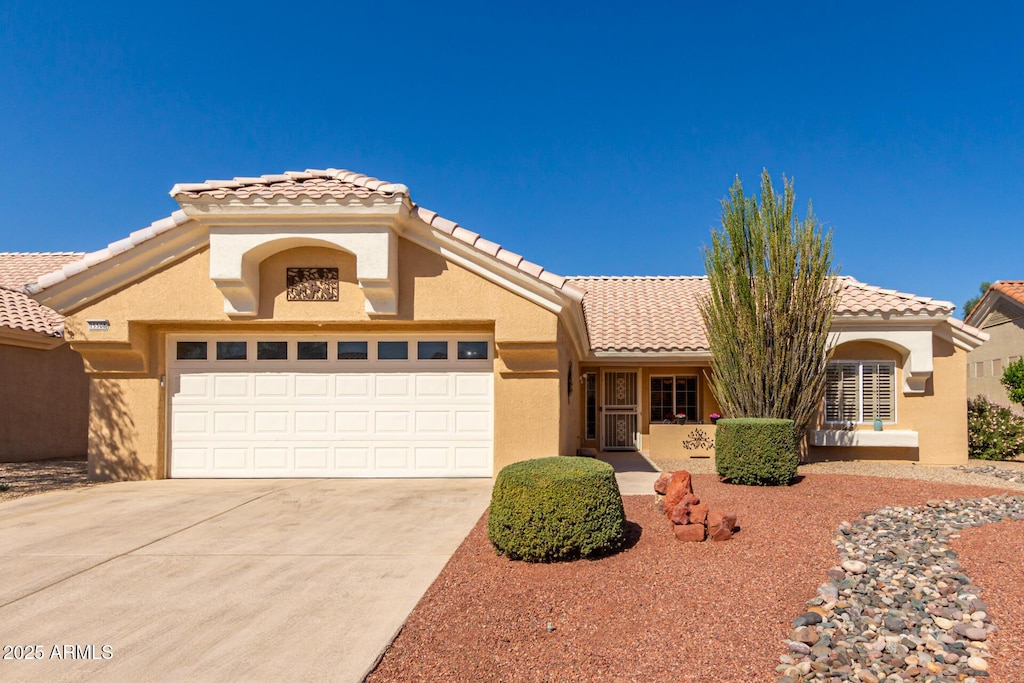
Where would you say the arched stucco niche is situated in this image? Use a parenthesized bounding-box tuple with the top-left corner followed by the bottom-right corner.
(255, 246, 366, 321)
(830, 328, 934, 394)
(208, 227, 398, 316)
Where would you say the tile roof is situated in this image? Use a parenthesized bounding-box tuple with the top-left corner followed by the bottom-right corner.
(0, 252, 84, 289)
(0, 287, 65, 336)
(992, 280, 1024, 307)
(835, 276, 954, 316)
(29, 169, 582, 301)
(170, 169, 409, 201)
(0, 253, 82, 337)
(26, 211, 192, 293)
(568, 277, 710, 352)
(568, 276, 956, 353)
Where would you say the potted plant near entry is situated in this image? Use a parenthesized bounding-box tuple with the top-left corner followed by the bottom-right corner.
(709, 413, 722, 425)
(675, 413, 687, 425)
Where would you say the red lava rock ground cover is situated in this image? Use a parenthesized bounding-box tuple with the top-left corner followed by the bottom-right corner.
(368, 473, 1022, 683)
(951, 520, 1024, 682)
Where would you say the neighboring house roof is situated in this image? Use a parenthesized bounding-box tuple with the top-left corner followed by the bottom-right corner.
(570, 275, 963, 353)
(992, 280, 1024, 306)
(0, 253, 82, 340)
(0, 288, 66, 337)
(0, 252, 84, 289)
(964, 280, 1024, 329)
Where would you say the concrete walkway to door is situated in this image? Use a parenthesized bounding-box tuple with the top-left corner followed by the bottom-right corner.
(0, 478, 492, 682)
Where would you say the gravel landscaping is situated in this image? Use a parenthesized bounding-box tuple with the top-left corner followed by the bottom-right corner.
(0, 457, 94, 503)
(368, 471, 1024, 683)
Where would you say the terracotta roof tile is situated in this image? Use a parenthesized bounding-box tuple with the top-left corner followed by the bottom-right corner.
(835, 276, 954, 316)
(169, 169, 580, 297)
(992, 280, 1024, 307)
(170, 168, 410, 201)
(22, 169, 578, 302)
(0, 287, 64, 336)
(569, 276, 956, 353)
(0, 252, 84, 289)
(568, 277, 710, 352)
(26, 211, 191, 294)
(0, 253, 82, 337)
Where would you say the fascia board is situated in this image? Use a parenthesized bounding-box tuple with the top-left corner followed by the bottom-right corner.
(0, 327, 64, 350)
(831, 312, 948, 325)
(935, 320, 989, 352)
(588, 350, 714, 364)
(32, 221, 209, 314)
(177, 195, 406, 225)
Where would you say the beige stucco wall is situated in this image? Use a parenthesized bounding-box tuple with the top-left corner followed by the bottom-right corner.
(0, 342, 89, 462)
(65, 239, 567, 480)
(808, 336, 969, 466)
(967, 299, 1024, 411)
(648, 423, 717, 460)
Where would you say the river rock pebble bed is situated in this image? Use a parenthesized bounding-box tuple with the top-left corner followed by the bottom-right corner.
(778, 493, 1024, 683)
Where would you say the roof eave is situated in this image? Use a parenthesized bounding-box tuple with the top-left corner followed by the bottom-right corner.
(0, 325, 64, 350)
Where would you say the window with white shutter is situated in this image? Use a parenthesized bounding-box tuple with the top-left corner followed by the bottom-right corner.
(825, 361, 896, 424)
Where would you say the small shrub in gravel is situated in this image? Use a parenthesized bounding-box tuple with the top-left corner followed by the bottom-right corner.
(0, 482, 9, 492)
(715, 417, 798, 486)
(968, 396, 1024, 461)
(487, 456, 626, 562)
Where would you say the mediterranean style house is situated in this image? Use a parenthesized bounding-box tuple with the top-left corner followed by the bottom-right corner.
(965, 280, 1024, 411)
(2, 169, 987, 478)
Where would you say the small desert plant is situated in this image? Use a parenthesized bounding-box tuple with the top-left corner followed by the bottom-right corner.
(715, 417, 799, 486)
(487, 456, 626, 562)
(968, 396, 1024, 461)
(0, 482, 9, 492)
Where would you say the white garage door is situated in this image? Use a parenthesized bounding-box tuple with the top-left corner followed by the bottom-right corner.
(168, 335, 493, 478)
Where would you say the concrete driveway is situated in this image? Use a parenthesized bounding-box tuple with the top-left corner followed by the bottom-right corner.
(0, 478, 492, 682)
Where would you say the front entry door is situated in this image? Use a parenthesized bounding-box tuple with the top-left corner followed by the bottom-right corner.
(601, 370, 639, 451)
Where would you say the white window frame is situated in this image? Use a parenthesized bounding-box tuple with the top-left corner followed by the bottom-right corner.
(824, 360, 897, 425)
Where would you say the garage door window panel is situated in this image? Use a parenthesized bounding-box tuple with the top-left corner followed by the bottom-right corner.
(297, 341, 328, 360)
(338, 341, 368, 360)
(257, 341, 288, 360)
(176, 341, 208, 361)
(378, 341, 408, 360)
(457, 341, 488, 360)
(418, 341, 448, 360)
(216, 341, 247, 360)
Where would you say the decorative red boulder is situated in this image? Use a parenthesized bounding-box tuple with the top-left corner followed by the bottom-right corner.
(668, 501, 690, 525)
(653, 472, 672, 495)
(673, 523, 705, 542)
(662, 470, 693, 513)
(707, 512, 738, 541)
(688, 502, 709, 526)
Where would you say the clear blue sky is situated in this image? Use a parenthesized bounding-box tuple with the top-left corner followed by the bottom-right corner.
(2, 1, 1021, 313)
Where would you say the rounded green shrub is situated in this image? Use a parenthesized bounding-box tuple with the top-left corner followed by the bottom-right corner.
(487, 456, 626, 562)
(715, 417, 798, 486)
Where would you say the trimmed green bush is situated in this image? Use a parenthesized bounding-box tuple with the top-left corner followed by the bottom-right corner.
(715, 417, 798, 486)
(968, 396, 1024, 461)
(487, 456, 626, 562)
